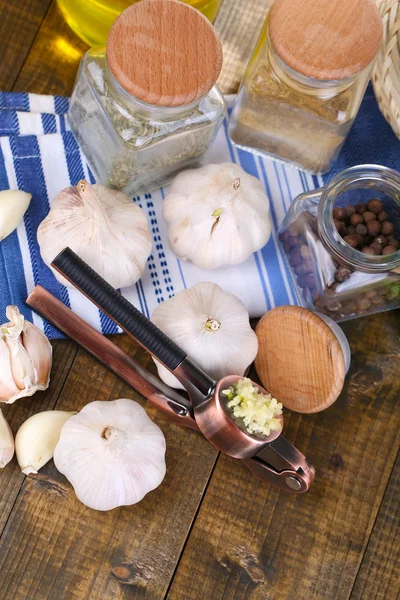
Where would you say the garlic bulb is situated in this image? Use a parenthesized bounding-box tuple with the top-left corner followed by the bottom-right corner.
(0, 409, 14, 468)
(54, 399, 166, 511)
(163, 163, 271, 269)
(0, 306, 52, 404)
(38, 180, 152, 288)
(151, 282, 258, 390)
(15, 410, 76, 475)
(0, 189, 31, 241)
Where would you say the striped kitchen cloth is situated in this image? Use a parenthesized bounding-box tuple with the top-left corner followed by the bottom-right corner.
(0, 86, 399, 338)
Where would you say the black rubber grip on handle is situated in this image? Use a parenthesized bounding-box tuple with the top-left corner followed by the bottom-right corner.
(52, 248, 187, 371)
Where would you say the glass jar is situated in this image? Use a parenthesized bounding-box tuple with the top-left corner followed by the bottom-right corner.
(279, 165, 400, 322)
(68, 0, 226, 196)
(229, 0, 382, 174)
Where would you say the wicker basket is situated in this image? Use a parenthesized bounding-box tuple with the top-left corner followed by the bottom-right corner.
(372, 0, 400, 138)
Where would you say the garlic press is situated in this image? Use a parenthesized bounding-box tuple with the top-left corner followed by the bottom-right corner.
(26, 247, 315, 493)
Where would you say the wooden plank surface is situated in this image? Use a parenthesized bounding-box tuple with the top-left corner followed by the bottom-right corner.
(0, 0, 399, 599)
(166, 311, 400, 600)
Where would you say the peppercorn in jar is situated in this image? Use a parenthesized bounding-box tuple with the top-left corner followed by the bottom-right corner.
(279, 166, 400, 321)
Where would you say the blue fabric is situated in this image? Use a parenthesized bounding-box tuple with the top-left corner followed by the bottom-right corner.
(0, 87, 398, 338)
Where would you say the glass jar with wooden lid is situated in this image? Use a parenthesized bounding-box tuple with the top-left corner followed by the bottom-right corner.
(68, 0, 226, 196)
(228, 0, 383, 174)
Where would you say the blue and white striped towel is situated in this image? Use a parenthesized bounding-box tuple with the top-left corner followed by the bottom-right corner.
(1, 87, 399, 338)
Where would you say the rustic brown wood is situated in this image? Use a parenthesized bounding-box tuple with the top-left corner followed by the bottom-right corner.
(167, 310, 400, 600)
(269, 0, 383, 80)
(107, 0, 223, 107)
(0, 0, 399, 599)
(0, 340, 78, 534)
(255, 306, 346, 414)
(0, 0, 52, 90)
(0, 336, 218, 600)
(350, 451, 400, 600)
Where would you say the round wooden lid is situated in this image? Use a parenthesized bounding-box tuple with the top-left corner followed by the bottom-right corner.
(106, 0, 223, 107)
(269, 0, 383, 81)
(254, 306, 346, 414)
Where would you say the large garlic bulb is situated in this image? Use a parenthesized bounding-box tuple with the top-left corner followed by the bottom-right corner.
(0, 306, 52, 404)
(54, 399, 166, 511)
(151, 282, 258, 390)
(163, 163, 271, 269)
(38, 180, 152, 288)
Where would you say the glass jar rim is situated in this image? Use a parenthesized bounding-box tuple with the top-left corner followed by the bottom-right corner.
(318, 164, 400, 273)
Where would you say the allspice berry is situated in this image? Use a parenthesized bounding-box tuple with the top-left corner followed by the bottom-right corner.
(382, 245, 397, 255)
(335, 266, 351, 282)
(345, 205, 356, 217)
(332, 207, 346, 221)
(378, 210, 389, 222)
(381, 221, 394, 236)
(363, 211, 376, 223)
(355, 224, 367, 236)
(362, 246, 377, 255)
(355, 203, 366, 214)
(367, 220, 381, 236)
(344, 234, 363, 248)
(367, 198, 383, 214)
(350, 213, 364, 226)
(374, 235, 387, 247)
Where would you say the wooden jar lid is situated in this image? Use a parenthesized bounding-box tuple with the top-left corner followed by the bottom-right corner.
(107, 0, 223, 107)
(269, 0, 383, 81)
(254, 306, 346, 414)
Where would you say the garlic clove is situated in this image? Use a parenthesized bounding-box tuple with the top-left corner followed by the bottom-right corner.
(15, 410, 76, 475)
(4, 336, 36, 391)
(0, 190, 32, 241)
(0, 337, 20, 401)
(22, 321, 52, 388)
(0, 409, 14, 468)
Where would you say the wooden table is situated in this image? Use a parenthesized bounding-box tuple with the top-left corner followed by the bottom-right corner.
(0, 1, 399, 599)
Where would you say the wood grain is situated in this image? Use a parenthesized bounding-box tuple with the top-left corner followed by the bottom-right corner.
(0, 340, 78, 535)
(350, 451, 400, 600)
(269, 0, 383, 80)
(107, 0, 223, 106)
(167, 310, 400, 600)
(0, 0, 52, 90)
(255, 306, 346, 414)
(0, 336, 219, 600)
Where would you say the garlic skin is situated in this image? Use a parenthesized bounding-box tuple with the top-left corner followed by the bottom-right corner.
(38, 180, 152, 289)
(163, 163, 271, 269)
(0, 306, 52, 404)
(151, 282, 258, 390)
(54, 399, 166, 511)
(15, 410, 76, 475)
(0, 409, 14, 468)
(0, 189, 31, 241)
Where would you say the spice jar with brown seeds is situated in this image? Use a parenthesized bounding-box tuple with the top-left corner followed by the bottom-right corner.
(229, 0, 382, 174)
(279, 166, 400, 322)
(68, 0, 226, 195)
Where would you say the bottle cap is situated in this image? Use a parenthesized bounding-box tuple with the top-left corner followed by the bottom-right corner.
(269, 0, 383, 81)
(255, 306, 347, 414)
(107, 0, 223, 107)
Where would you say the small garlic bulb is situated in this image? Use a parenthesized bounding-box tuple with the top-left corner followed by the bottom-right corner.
(0, 409, 14, 468)
(38, 180, 152, 289)
(54, 399, 166, 511)
(0, 306, 52, 404)
(0, 189, 31, 241)
(163, 163, 271, 269)
(151, 282, 258, 389)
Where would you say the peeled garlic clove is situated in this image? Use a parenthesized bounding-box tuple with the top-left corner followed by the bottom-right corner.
(0, 189, 31, 241)
(15, 410, 76, 475)
(0, 409, 14, 468)
(54, 399, 166, 511)
(0, 337, 20, 401)
(22, 321, 52, 388)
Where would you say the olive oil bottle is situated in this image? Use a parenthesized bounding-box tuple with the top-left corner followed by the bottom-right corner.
(57, 0, 222, 47)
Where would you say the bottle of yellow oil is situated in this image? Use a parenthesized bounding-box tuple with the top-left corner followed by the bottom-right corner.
(57, 0, 222, 47)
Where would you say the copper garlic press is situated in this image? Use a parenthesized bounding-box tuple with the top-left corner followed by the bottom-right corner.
(26, 248, 315, 493)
